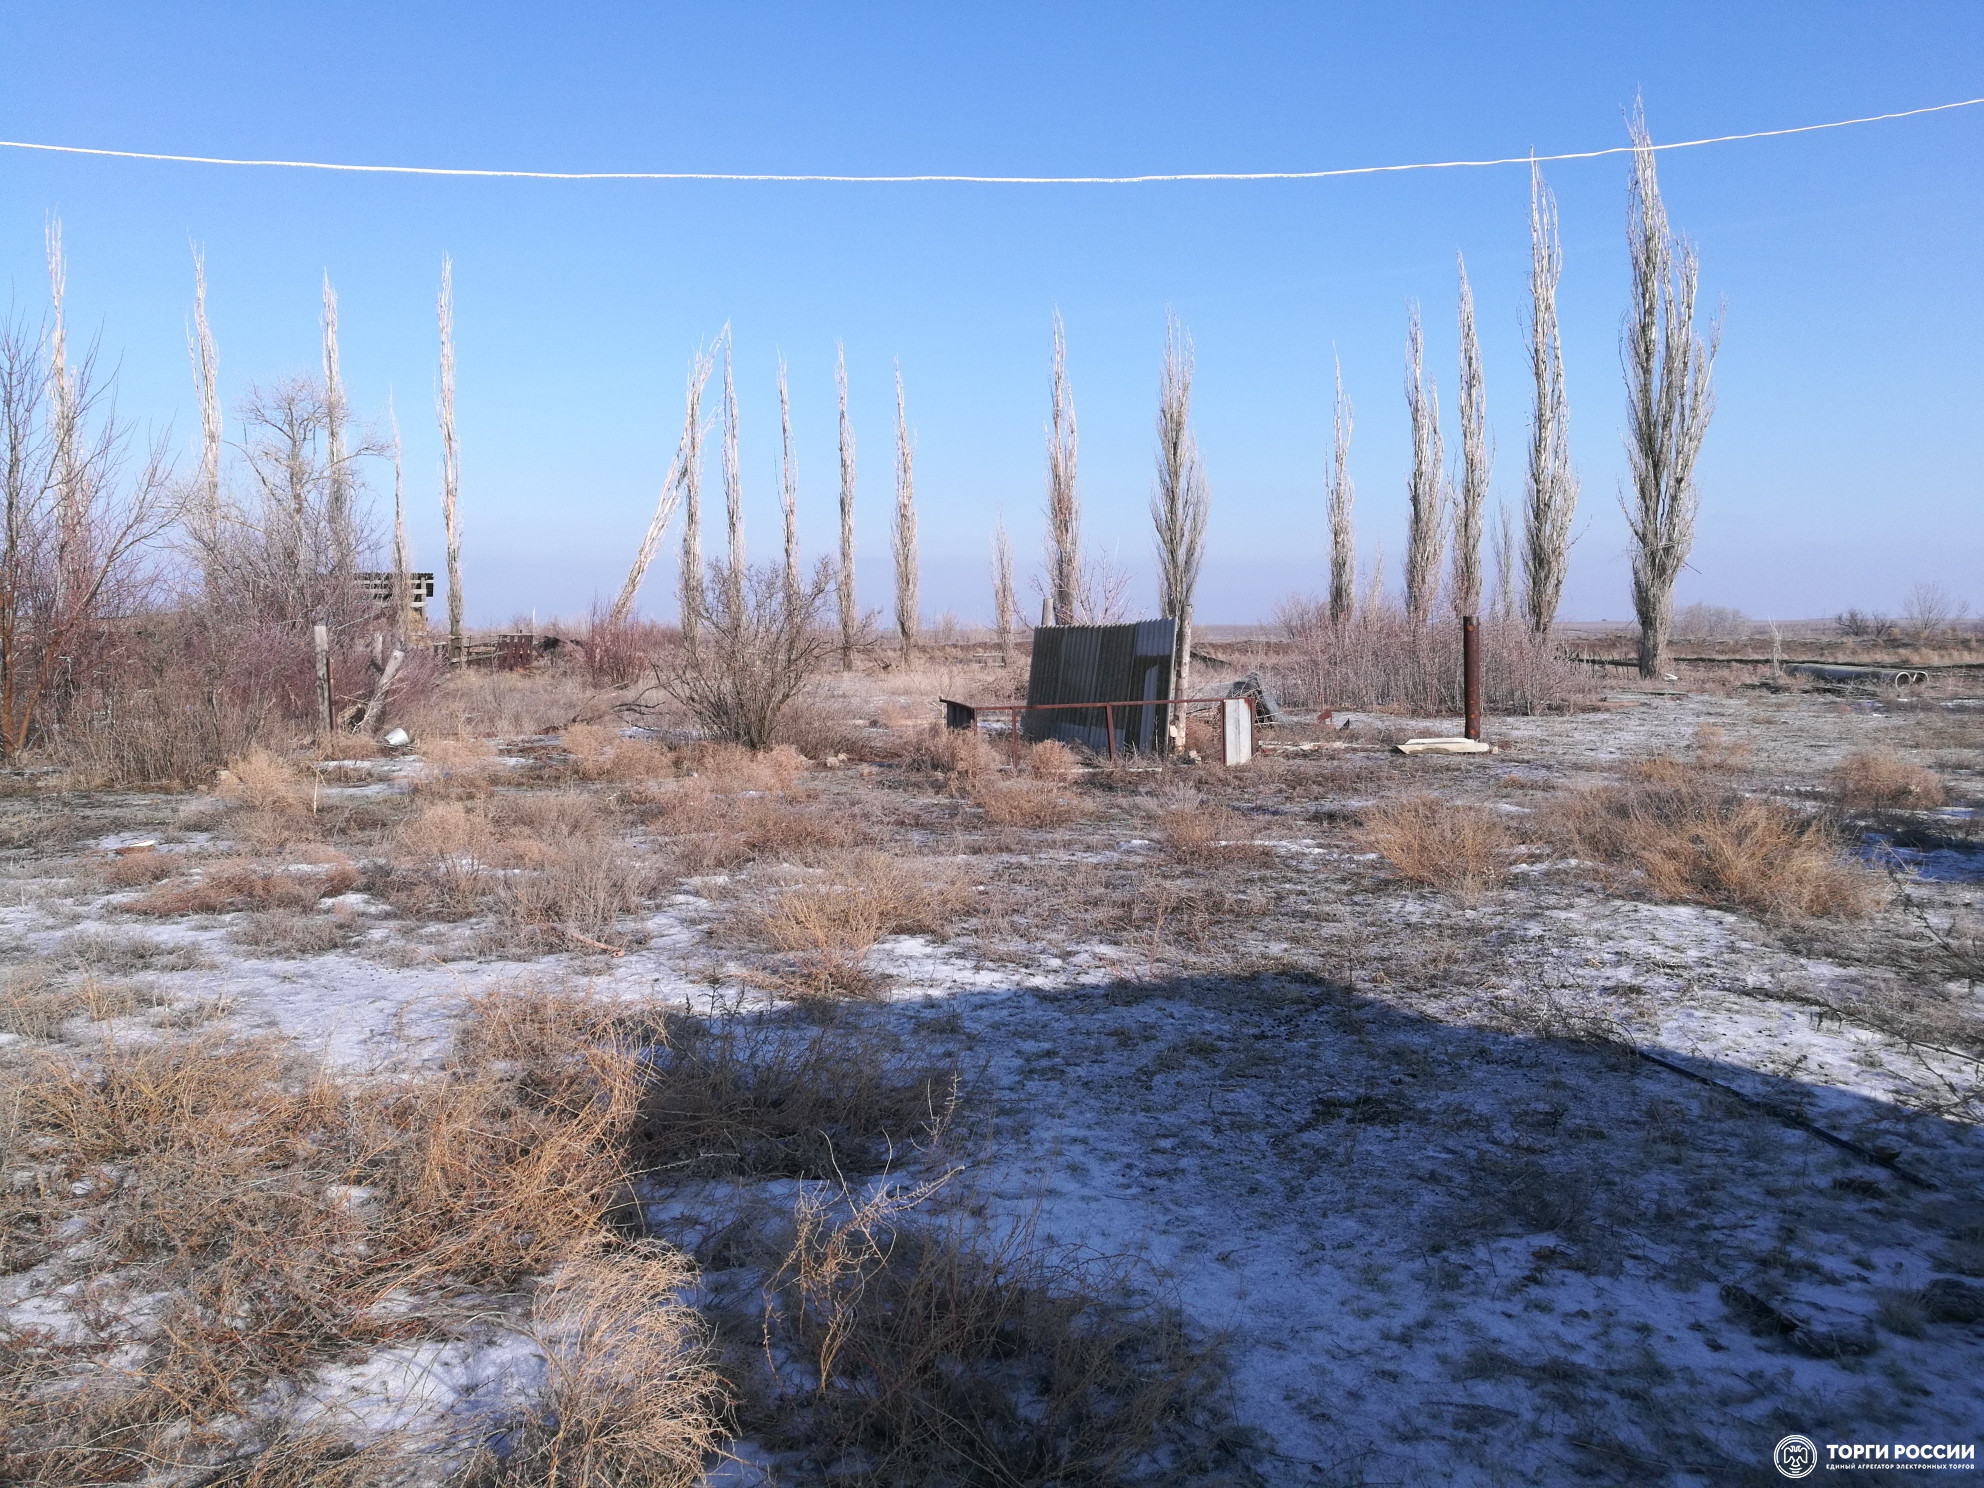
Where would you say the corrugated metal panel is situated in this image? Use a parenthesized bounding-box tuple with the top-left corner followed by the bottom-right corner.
(1024, 619, 1178, 755)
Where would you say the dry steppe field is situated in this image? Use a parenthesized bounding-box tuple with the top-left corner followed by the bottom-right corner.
(2, 650, 1980, 1486)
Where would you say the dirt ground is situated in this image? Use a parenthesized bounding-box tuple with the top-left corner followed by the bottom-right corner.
(2, 658, 1979, 1485)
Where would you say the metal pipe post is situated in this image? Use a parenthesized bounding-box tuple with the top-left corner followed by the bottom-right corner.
(1462, 615, 1481, 742)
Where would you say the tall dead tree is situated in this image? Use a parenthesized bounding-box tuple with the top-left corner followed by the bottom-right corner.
(436, 256, 463, 659)
(679, 349, 707, 648)
(187, 244, 222, 592)
(1622, 101, 1719, 678)
(1152, 312, 1209, 712)
(719, 328, 744, 606)
(1402, 304, 1447, 624)
(777, 355, 799, 597)
(321, 274, 356, 580)
(1044, 311, 1080, 626)
(1450, 256, 1490, 620)
(612, 347, 708, 627)
(1327, 354, 1355, 626)
(388, 396, 413, 638)
(835, 344, 856, 671)
(1524, 158, 1578, 639)
(892, 363, 918, 668)
(992, 517, 1015, 666)
(44, 217, 81, 609)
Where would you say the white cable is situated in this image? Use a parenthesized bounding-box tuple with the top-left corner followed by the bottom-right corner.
(0, 97, 1977, 184)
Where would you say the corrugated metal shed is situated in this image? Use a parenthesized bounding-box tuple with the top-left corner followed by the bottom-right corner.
(1024, 619, 1177, 755)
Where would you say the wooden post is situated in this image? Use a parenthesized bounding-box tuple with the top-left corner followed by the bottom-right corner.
(1462, 615, 1482, 742)
(357, 648, 406, 734)
(313, 624, 333, 738)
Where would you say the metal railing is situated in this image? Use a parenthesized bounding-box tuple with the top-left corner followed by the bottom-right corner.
(939, 694, 1257, 766)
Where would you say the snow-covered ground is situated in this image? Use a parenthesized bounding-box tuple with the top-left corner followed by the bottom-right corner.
(3, 684, 1980, 1484)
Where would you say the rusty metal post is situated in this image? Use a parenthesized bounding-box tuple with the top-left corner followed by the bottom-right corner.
(1104, 703, 1117, 762)
(1462, 615, 1481, 742)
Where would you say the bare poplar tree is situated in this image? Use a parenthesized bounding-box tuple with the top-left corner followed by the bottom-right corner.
(835, 344, 856, 671)
(1524, 158, 1578, 639)
(187, 244, 222, 591)
(719, 328, 744, 607)
(44, 216, 81, 607)
(1044, 311, 1080, 626)
(679, 349, 707, 647)
(1491, 500, 1516, 622)
(1450, 256, 1490, 620)
(388, 396, 413, 638)
(612, 348, 708, 627)
(1327, 354, 1355, 626)
(777, 355, 798, 597)
(436, 256, 463, 659)
(1152, 312, 1209, 711)
(1402, 304, 1447, 624)
(1622, 101, 1720, 678)
(892, 362, 918, 667)
(992, 517, 1016, 666)
(321, 273, 358, 580)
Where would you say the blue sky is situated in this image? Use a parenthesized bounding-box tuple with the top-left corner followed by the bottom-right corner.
(1, 2, 1978, 627)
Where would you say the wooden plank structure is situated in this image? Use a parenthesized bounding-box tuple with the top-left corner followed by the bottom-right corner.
(1024, 619, 1178, 756)
(355, 572, 437, 618)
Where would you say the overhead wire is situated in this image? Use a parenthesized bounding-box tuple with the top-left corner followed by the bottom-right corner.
(0, 97, 1977, 185)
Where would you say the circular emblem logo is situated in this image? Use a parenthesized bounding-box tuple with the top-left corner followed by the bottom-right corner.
(1774, 1435, 1818, 1478)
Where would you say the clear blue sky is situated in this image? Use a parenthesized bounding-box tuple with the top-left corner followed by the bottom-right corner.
(2, 2, 1978, 627)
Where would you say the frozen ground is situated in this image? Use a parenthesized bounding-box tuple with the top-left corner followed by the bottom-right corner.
(2, 683, 1980, 1483)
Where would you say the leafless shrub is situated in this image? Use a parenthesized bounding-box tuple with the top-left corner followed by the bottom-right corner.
(755, 1177, 1235, 1486)
(992, 518, 1017, 667)
(1901, 581, 1969, 640)
(1265, 603, 1594, 714)
(1623, 100, 1720, 677)
(1025, 739, 1080, 779)
(1672, 602, 1750, 641)
(1829, 751, 1946, 812)
(652, 562, 833, 751)
(1835, 608, 1897, 642)
(1355, 794, 1514, 899)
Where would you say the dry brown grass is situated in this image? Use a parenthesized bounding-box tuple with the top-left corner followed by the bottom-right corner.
(760, 853, 963, 997)
(123, 856, 359, 917)
(412, 735, 503, 798)
(1024, 738, 1080, 779)
(972, 777, 1082, 828)
(560, 722, 672, 783)
(369, 795, 656, 953)
(0, 984, 716, 1484)
(1159, 803, 1271, 867)
(463, 1245, 727, 1488)
(1355, 793, 1515, 899)
(648, 778, 857, 872)
(1829, 749, 1947, 812)
(95, 848, 179, 888)
(1546, 749, 1887, 920)
(754, 1178, 1233, 1487)
(228, 905, 363, 956)
(630, 1014, 960, 1179)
